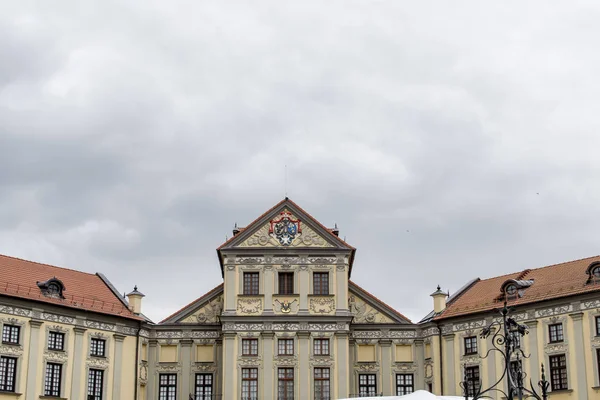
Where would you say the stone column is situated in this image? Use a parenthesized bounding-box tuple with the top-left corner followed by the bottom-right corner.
(298, 267, 309, 313)
(414, 340, 425, 391)
(112, 334, 125, 399)
(26, 319, 43, 400)
(70, 326, 87, 400)
(380, 339, 392, 395)
(222, 333, 237, 400)
(569, 312, 587, 396)
(298, 331, 310, 399)
(264, 266, 275, 313)
(525, 321, 539, 385)
(262, 332, 275, 400)
(147, 340, 158, 400)
(180, 339, 193, 398)
(442, 334, 456, 395)
(335, 331, 350, 398)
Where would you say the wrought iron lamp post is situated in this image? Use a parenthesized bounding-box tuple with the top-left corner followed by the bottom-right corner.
(459, 295, 550, 400)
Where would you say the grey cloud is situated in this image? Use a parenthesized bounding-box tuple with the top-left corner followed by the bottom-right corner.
(0, 0, 599, 322)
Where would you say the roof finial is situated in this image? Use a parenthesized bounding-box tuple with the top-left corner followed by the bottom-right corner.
(437, 285, 441, 291)
(134, 285, 138, 291)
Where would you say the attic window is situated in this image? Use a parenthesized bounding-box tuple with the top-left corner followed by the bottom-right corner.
(499, 279, 534, 301)
(36, 278, 65, 299)
(588, 263, 600, 284)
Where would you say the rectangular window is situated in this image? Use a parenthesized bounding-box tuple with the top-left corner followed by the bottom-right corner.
(278, 272, 294, 295)
(597, 349, 600, 384)
(464, 336, 478, 355)
(48, 331, 65, 351)
(243, 272, 259, 295)
(278, 368, 294, 400)
(242, 339, 258, 356)
(87, 369, 104, 400)
(314, 339, 330, 356)
(90, 338, 106, 357)
(278, 339, 294, 356)
(313, 272, 329, 295)
(596, 316, 600, 336)
(314, 368, 330, 400)
(195, 373, 213, 400)
(44, 363, 62, 397)
(358, 374, 377, 397)
(549, 354, 568, 391)
(1, 325, 19, 345)
(0, 356, 17, 392)
(241, 368, 258, 400)
(159, 373, 177, 400)
(465, 366, 480, 397)
(396, 373, 414, 395)
(549, 324, 564, 343)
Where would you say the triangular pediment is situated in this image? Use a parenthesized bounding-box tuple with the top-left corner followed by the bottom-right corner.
(219, 199, 353, 251)
(160, 284, 223, 324)
(349, 281, 411, 324)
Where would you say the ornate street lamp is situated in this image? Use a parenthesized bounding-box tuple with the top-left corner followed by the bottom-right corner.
(459, 283, 550, 400)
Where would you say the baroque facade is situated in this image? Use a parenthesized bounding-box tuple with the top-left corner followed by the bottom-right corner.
(1, 197, 600, 399)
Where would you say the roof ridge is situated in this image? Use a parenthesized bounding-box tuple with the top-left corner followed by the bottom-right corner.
(526, 255, 600, 271)
(159, 283, 224, 323)
(349, 280, 412, 323)
(0, 253, 98, 277)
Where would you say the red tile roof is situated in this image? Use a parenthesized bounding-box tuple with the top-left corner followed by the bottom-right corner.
(435, 255, 600, 320)
(0, 254, 141, 320)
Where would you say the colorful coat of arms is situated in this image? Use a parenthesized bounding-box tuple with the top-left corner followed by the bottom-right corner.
(269, 211, 301, 246)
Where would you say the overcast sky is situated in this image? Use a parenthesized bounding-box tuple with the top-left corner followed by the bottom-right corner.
(1, 1, 599, 323)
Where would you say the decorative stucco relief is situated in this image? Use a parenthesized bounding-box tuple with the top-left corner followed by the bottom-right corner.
(420, 327, 440, 337)
(309, 297, 335, 314)
(86, 355, 110, 369)
(274, 356, 298, 367)
(273, 298, 298, 315)
(0, 344, 23, 357)
(535, 305, 573, 318)
(180, 295, 223, 324)
(352, 330, 417, 340)
(452, 319, 486, 332)
(310, 356, 334, 367)
(582, 299, 600, 310)
(354, 362, 380, 372)
(237, 298, 263, 315)
(44, 349, 69, 363)
(237, 211, 333, 248)
(348, 294, 394, 324)
(222, 322, 345, 332)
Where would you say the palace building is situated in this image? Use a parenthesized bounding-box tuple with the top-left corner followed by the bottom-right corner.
(0, 198, 599, 399)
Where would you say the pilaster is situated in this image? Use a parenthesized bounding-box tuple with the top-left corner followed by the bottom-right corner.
(298, 267, 309, 312)
(264, 266, 274, 313)
(222, 333, 237, 400)
(335, 264, 348, 311)
(335, 331, 350, 398)
(569, 312, 587, 396)
(380, 339, 392, 395)
(443, 333, 456, 395)
(147, 340, 158, 400)
(262, 332, 275, 400)
(180, 339, 193, 398)
(224, 264, 236, 312)
(112, 334, 126, 399)
(298, 331, 310, 399)
(414, 340, 425, 391)
(70, 326, 87, 400)
(525, 321, 539, 385)
(26, 319, 43, 400)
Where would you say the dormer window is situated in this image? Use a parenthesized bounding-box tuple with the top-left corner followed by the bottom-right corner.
(36, 277, 65, 299)
(586, 262, 600, 284)
(499, 279, 534, 301)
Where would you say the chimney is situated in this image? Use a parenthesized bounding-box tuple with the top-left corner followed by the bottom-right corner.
(126, 286, 145, 315)
(332, 223, 339, 237)
(232, 223, 240, 236)
(430, 285, 447, 314)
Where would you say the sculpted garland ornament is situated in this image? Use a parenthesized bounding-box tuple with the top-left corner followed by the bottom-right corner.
(270, 211, 301, 246)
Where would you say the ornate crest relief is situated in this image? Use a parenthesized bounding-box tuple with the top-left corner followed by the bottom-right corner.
(269, 211, 301, 246)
